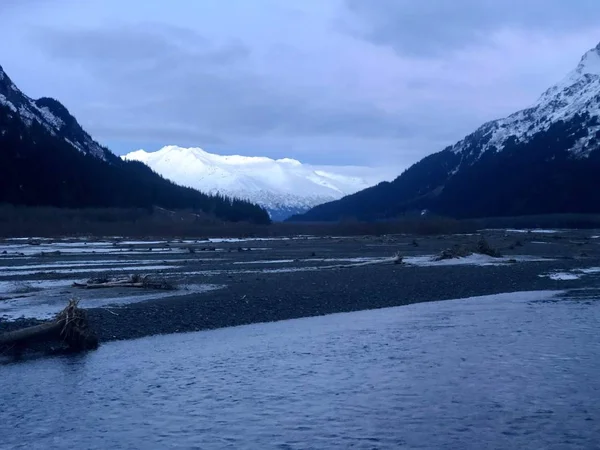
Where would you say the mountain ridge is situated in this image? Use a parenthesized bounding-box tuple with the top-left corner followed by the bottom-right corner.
(290, 41, 600, 222)
(0, 64, 270, 224)
(0, 66, 109, 160)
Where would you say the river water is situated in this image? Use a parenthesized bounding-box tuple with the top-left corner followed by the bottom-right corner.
(2, 290, 599, 449)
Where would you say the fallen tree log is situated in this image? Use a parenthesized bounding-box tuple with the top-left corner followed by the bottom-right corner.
(72, 281, 146, 289)
(73, 274, 175, 290)
(0, 300, 98, 356)
(0, 321, 63, 346)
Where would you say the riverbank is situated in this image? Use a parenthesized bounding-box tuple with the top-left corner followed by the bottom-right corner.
(2, 229, 600, 345)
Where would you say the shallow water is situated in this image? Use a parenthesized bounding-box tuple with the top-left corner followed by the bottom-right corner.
(0, 283, 224, 321)
(2, 290, 599, 449)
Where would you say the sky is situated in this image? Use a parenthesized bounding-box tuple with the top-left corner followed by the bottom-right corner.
(1, 0, 600, 171)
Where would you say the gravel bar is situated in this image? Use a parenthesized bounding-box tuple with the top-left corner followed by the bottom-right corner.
(2, 230, 600, 344)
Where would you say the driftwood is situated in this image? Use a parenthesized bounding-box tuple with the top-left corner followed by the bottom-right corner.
(72, 274, 175, 290)
(73, 281, 147, 289)
(434, 237, 502, 261)
(434, 244, 473, 261)
(0, 321, 62, 346)
(0, 300, 98, 356)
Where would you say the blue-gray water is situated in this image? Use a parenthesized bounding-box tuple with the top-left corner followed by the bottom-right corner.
(2, 290, 599, 449)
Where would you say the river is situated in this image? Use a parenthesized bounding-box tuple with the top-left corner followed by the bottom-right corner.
(1, 290, 599, 449)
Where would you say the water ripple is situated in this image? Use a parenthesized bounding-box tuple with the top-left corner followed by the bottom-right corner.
(1, 290, 599, 449)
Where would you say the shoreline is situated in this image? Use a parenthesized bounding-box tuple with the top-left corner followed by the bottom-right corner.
(85, 261, 594, 343)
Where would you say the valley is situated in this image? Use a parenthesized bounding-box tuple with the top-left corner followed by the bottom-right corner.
(3, 4, 600, 449)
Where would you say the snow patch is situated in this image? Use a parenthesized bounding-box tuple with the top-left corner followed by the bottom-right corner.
(233, 256, 394, 266)
(540, 266, 600, 281)
(543, 272, 582, 281)
(234, 259, 295, 265)
(0, 94, 17, 113)
(0, 264, 179, 277)
(0, 259, 176, 272)
(35, 105, 64, 129)
(305, 257, 389, 263)
(404, 254, 550, 267)
(578, 267, 600, 274)
(17, 104, 36, 127)
(504, 229, 559, 234)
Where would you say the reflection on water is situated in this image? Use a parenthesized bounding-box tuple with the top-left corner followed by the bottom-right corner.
(1, 290, 599, 449)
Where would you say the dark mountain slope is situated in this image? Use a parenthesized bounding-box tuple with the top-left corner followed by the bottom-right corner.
(0, 64, 270, 224)
(290, 43, 600, 222)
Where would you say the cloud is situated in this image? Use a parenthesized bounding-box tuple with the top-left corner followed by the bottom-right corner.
(342, 0, 600, 55)
(0, 0, 48, 13)
(90, 123, 225, 146)
(35, 23, 242, 67)
(1, 0, 598, 170)
(32, 23, 407, 145)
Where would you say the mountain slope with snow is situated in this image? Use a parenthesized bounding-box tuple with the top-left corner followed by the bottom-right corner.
(123, 146, 391, 220)
(447, 42, 600, 163)
(0, 68, 109, 160)
(292, 42, 600, 222)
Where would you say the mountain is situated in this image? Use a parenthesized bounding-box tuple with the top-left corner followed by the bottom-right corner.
(0, 64, 270, 224)
(291, 42, 600, 222)
(0, 69, 108, 160)
(123, 146, 390, 220)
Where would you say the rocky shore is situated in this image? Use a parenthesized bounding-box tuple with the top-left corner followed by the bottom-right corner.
(1, 229, 599, 348)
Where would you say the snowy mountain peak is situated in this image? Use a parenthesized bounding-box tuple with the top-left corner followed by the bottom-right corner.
(575, 44, 600, 76)
(276, 157, 302, 166)
(0, 64, 107, 160)
(450, 41, 600, 164)
(294, 41, 600, 222)
(123, 146, 391, 220)
(0, 66, 18, 96)
(129, 146, 283, 169)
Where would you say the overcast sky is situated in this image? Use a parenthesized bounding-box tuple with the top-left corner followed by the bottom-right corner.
(1, 0, 599, 170)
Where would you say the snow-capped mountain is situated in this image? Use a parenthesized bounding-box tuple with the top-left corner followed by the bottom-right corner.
(0, 65, 108, 160)
(123, 146, 391, 220)
(448, 41, 600, 164)
(293, 41, 600, 222)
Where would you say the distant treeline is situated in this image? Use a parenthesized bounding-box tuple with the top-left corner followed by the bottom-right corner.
(472, 214, 600, 230)
(2, 207, 598, 239)
(0, 207, 471, 238)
